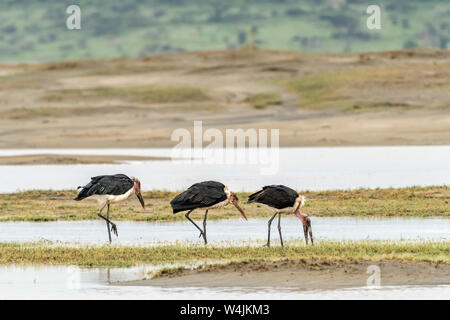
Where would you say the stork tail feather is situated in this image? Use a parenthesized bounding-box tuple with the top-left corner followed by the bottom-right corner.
(247, 189, 264, 203)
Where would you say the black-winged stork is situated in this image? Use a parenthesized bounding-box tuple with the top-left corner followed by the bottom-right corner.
(74, 174, 145, 243)
(170, 181, 247, 244)
(248, 185, 313, 247)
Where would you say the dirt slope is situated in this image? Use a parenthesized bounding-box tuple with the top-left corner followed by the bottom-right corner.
(0, 49, 449, 148)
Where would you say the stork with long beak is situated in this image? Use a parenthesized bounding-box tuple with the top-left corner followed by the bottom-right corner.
(170, 181, 247, 244)
(248, 185, 313, 247)
(74, 174, 145, 243)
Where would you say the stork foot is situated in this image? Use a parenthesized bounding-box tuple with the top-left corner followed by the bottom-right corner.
(264, 242, 270, 247)
(197, 232, 207, 245)
(197, 231, 207, 244)
(110, 223, 118, 237)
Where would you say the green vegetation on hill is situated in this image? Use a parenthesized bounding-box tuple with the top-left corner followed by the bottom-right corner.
(0, 0, 448, 64)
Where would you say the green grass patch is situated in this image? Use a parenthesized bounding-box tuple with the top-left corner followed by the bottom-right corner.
(0, 186, 448, 222)
(0, 241, 447, 267)
(245, 93, 283, 109)
(276, 64, 450, 111)
(43, 85, 209, 104)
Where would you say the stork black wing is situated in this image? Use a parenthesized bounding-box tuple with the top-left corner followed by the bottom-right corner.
(74, 174, 134, 201)
(248, 185, 298, 209)
(170, 181, 227, 213)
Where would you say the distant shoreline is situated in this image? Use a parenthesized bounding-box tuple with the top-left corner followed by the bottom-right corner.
(0, 154, 170, 165)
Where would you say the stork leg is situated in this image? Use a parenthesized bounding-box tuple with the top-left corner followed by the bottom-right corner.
(277, 213, 284, 247)
(105, 204, 112, 243)
(96, 203, 110, 243)
(106, 204, 118, 238)
(302, 218, 313, 245)
(307, 218, 314, 245)
(264, 212, 278, 247)
(97, 203, 118, 243)
(185, 209, 206, 243)
(303, 224, 309, 245)
(201, 210, 208, 245)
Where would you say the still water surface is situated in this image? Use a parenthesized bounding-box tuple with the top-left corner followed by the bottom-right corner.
(0, 265, 448, 299)
(0, 146, 449, 192)
(0, 217, 448, 245)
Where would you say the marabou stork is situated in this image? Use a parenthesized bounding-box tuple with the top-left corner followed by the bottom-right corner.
(74, 174, 145, 243)
(170, 181, 247, 244)
(248, 185, 313, 247)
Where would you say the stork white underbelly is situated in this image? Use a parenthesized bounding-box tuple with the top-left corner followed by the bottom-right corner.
(272, 205, 308, 217)
(262, 204, 304, 215)
(268, 206, 297, 214)
(91, 187, 134, 204)
(277, 206, 297, 214)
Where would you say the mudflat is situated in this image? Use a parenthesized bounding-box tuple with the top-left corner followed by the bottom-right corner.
(124, 259, 450, 290)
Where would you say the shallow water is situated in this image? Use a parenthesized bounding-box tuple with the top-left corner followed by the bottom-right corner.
(0, 217, 448, 245)
(0, 146, 449, 193)
(0, 265, 448, 299)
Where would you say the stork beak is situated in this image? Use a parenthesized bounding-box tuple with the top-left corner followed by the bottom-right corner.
(136, 191, 145, 209)
(232, 199, 247, 221)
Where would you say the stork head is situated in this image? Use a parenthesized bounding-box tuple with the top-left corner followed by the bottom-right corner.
(131, 177, 145, 209)
(229, 192, 248, 221)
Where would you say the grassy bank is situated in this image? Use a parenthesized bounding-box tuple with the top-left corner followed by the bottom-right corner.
(0, 241, 447, 268)
(0, 186, 448, 222)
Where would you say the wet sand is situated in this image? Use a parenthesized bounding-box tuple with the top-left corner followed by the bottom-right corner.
(123, 260, 450, 290)
(0, 154, 170, 165)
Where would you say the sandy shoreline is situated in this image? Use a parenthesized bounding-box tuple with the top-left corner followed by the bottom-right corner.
(1, 108, 449, 149)
(121, 260, 450, 290)
(0, 154, 170, 165)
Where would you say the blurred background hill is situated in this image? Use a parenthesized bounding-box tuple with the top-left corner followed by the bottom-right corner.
(1, 0, 449, 64)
